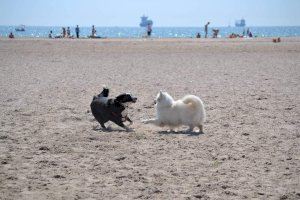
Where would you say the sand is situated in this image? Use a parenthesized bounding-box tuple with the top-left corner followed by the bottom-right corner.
(0, 37, 299, 199)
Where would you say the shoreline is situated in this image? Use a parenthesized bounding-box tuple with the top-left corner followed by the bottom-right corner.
(1, 36, 300, 42)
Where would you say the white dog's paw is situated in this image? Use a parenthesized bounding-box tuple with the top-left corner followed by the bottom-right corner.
(141, 119, 149, 124)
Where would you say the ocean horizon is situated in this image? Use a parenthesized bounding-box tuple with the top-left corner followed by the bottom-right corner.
(1, 25, 300, 38)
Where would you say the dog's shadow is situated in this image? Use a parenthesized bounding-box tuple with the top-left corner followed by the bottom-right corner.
(92, 126, 134, 133)
(158, 130, 204, 136)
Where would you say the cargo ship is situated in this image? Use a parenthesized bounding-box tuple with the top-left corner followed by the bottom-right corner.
(139, 15, 153, 27)
(235, 19, 246, 27)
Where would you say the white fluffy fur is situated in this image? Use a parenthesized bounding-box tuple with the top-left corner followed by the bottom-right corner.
(143, 91, 206, 132)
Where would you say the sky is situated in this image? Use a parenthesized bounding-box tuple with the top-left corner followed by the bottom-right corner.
(0, 0, 299, 27)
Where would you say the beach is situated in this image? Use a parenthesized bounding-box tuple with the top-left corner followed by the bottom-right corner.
(0, 37, 299, 199)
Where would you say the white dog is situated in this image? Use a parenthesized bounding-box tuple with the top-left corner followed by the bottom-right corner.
(142, 91, 206, 132)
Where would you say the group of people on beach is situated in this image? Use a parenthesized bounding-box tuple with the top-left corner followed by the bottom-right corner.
(229, 28, 253, 38)
(48, 25, 102, 39)
(196, 22, 254, 39)
(48, 25, 81, 39)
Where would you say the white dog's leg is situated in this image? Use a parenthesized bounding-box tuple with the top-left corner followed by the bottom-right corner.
(168, 126, 178, 132)
(142, 118, 164, 127)
(198, 124, 204, 133)
(187, 125, 195, 132)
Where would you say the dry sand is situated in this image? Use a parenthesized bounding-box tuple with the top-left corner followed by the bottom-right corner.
(0, 37, 299, 199)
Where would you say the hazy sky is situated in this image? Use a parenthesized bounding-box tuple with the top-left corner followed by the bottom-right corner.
(0, 0, 299, 27)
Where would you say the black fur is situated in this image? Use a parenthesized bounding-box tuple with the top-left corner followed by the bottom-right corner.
(90, 87, 137, 131)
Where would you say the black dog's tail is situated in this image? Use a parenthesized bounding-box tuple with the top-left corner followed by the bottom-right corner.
(98, 86, 109, 98)
(93, 87, 109, 100)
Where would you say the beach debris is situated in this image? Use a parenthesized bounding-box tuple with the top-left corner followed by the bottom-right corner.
(221, 185, 229, 189)
(39, 146, 50, 151)
(53, 175, 65, 179)
(1, 161, 8, 165)
(280, 195, 288, 200)
(115, 156, 126, 161)
(223, 123, 230, 127)
(0, 135, 8, 140)
(257, 97, 267, 100)
(194, 194, 204, 199)
(285, 106, 295, 110)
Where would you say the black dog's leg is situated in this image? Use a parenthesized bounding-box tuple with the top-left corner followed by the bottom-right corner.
(114, 120, 132, 132)
(100, 122, 107, 129)
(124, 116, 133, 125)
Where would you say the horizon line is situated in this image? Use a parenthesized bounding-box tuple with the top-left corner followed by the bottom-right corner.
(1, 24, 300, 28)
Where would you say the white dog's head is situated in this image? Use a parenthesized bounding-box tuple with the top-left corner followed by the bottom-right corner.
(155, 91, 174, 107)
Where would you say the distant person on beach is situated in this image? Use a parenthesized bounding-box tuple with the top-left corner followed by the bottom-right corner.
(9, 32, 14, 38)
(196, 33, 201, 38)
(147, 23, 152, 37)
(212, 29, 219, 38)
(75, 25, 80, 38)
(246, 28, 253, 37)
(67, 27, 71, 37)
(249, 31, 253, 38)
(89, 25, 103, 38)
(91, 25, 97, 37)
(48, 30, 53, 38)
(62, 27, 66, 38)
(246, 28, 250, 36)
(205, 22, 210, 38)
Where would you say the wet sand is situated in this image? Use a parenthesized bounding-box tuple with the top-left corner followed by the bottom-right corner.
(0, 37, 299, 199)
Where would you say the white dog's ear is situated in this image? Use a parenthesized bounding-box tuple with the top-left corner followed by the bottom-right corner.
(159, 90, 163, 95)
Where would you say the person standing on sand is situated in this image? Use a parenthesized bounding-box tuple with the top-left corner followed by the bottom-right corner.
(67, 27, 71, 37)
(75, 25, 80, 38)
(91, 25, 96, 37)
(62, 27, 66, 38)
(9, 32, 14, 38)
(48, 30, 53, 38)
(147, 23, 152, 37)
(205, 22, 210, 38)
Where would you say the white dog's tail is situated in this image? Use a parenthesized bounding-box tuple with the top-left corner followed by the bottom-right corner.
(182, 95, 206, 122)
(182, 95, 203, 109)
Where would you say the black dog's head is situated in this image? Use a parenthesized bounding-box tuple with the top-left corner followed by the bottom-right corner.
(115, 93, 137, 104)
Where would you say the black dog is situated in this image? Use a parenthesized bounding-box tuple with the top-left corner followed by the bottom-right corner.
(90, 87, 137, 131)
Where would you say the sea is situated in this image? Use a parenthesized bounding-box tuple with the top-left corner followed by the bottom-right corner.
(1, 26, 300, 38)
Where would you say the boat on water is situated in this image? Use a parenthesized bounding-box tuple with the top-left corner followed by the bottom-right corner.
(139, 15, 153, 27)
(15, 25, 25, 31)
(235, 19, 246, 27)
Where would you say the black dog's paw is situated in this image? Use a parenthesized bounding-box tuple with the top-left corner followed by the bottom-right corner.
(92, 125, 101, 131)
(125, 127, 134, 132)
(105, 125, 113, 131)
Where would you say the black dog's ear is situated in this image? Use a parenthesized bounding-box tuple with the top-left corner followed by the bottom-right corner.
(115, 93, 127, 102)
(98, 87, 109, 98)
(115, 93, 137, 103)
